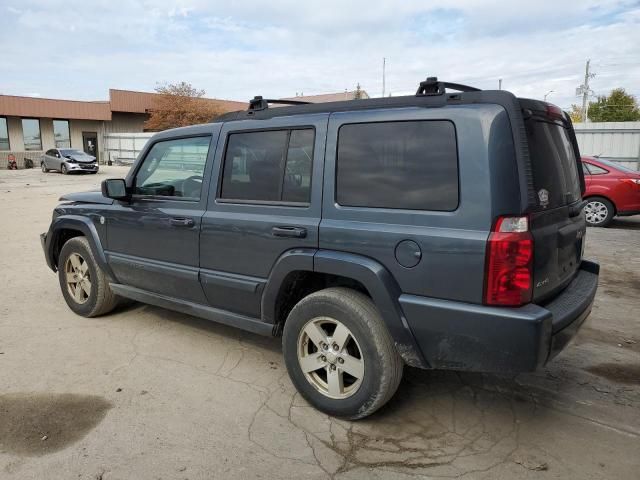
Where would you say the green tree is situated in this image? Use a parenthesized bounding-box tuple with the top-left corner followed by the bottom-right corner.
(588, 88, 640, 122)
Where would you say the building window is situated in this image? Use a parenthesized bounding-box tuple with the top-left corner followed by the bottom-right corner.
(53, 120, 71, 148)
(336, 120, 459, 211)
(22, 119, 42, 151)
(0, 117, 9, 150)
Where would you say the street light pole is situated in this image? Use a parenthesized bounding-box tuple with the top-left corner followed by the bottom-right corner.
(544, 90, 554, 101)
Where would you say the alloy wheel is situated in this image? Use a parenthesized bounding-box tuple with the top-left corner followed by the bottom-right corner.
(65, 253, 92, 304)
(297, 317, 364, 399)
(585, 200, 608, 225)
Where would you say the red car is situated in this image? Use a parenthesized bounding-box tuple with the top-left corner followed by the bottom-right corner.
(582, 156, 640, 226)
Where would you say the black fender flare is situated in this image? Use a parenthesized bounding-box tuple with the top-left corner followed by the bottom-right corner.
(261, 248, 428, 368)
(44, 215, 115, 280)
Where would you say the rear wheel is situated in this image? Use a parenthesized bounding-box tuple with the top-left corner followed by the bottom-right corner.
(57, 237, 120, 317)
(585, 197, 614, 227)
(41, 162, 49, 173)
(282, 287, 403, 419)
(61, 164, 68, 175)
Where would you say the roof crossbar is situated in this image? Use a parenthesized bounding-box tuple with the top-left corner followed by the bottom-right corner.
(416, 77, 481, 96)
(249, 96, 312, 112)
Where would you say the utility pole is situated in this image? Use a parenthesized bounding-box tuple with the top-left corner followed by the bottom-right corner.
(382, 57, 386, 98)
(498, 79, 502, 90)
(577, 59, 595, 122)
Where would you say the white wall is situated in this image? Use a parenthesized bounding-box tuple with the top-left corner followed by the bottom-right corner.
(574, 122, 640, 170)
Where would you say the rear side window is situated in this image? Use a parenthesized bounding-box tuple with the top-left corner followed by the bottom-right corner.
(584, 162, 608, 175)
(526, 119, 582, 208)
(336, 120, 459, 211)
(220, 128, 314, 203)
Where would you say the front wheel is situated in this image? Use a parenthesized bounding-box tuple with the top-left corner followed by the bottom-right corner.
(57, 236, 120, 317)
(282, 288, 403, 419)
(61, 164, 68, 174)
(585, 197, 614, 227)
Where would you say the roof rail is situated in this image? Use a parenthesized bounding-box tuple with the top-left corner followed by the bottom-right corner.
(416, 77, 481, 96)
(248, 96, 312, 112)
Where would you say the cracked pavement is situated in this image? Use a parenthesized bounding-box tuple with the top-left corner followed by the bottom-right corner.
(1, 167, 639, 479)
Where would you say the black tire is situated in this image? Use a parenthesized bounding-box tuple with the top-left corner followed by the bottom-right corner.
(584, 196, 615, 227)
(41, 162, 49, 173)
(57, 236, 120, 317)
(61, 164, 68, 174)
(282, 287, 403, 420)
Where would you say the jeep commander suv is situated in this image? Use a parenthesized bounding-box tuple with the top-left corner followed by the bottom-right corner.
(41, 77, 599, 419)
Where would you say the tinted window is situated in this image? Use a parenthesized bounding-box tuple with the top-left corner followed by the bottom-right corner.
(526, 119, 581, 208)
(283, 129, 314, 202)
(53, 120, 71, 148)
(22, 119, 41, 150)
(46, 149, 56, 156)
(134, 136, 210, 199)
(0, 117, 8, 150)
(220, 128, 314, 203)
(336, 121, 458, 210)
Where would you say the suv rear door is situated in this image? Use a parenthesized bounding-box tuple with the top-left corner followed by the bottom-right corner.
(521, 101, 586, 302)
(199, 114, 327, 318)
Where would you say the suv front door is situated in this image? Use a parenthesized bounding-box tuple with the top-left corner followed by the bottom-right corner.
(199, 114, 328, 318)
(104, 131, 218, 304)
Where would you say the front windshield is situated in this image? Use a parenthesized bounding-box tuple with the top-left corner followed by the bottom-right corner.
(60, 149, 85, 156)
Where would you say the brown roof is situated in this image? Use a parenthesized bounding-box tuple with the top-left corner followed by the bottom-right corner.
(0, 89, 247, 120)
(281, 90, 370, 103)
(109, 89, 247, 114)
(0, 94, 112, 120)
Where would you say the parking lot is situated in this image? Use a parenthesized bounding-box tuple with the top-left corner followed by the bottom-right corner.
(0, 166, 639, 479)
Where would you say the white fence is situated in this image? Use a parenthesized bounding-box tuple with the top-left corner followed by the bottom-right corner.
(104, 133, 153, 165)
(574, 122, 640, 170)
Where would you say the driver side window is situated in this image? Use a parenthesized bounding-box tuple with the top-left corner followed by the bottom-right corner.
(134, 136, 211, 199)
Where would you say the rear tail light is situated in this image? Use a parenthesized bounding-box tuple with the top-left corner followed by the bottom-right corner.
(483, 216, 534, 307)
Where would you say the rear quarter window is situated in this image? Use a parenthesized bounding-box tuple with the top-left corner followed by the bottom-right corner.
(336, 120, 459, 211)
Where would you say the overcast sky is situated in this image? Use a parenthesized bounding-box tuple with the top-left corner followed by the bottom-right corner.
(1, 0, 639, 109)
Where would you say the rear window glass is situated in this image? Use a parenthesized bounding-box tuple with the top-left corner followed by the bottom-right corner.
(336, 120, 459, 211)
(526, 119, 581, 209)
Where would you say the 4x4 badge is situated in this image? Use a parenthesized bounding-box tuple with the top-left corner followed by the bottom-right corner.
(538, 189, 549, 208)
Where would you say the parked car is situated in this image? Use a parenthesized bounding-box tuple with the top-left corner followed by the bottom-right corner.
(582, 156, 640, 227)
(40, 78, 599, 419)
(41, 148, 99, 174)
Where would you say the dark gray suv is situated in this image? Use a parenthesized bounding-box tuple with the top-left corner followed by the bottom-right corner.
(41, 78, 599, 419)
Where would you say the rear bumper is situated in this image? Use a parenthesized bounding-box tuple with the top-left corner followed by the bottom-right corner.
(401, 260, 599, 373)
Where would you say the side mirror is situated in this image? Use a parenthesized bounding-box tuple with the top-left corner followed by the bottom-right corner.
(101, 178, 129, 201)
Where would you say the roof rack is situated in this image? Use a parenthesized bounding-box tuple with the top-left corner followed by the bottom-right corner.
(249, 96, 311, 112)
(415, 77, 481, 96)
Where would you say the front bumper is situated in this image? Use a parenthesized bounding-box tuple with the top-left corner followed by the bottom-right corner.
(66, 162, 99, 172)
(400, 260, 599, 373)
(41, 230, 56, 271)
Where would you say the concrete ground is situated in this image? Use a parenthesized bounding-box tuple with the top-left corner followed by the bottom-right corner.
(0, 166, 639, 480)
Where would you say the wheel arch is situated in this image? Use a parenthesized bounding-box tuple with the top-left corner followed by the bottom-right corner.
(584, 194, 617, 215)
(45, 215, 114, 280)
(262, 249, 428, 368)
